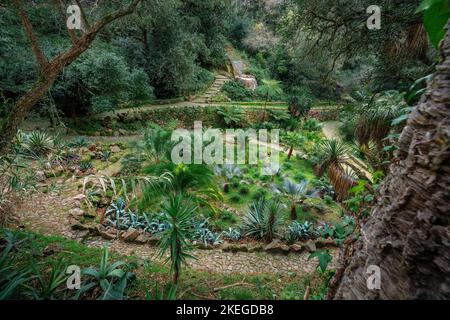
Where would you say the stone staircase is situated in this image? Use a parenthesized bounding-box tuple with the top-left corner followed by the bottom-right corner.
(192, 74, 231, 103)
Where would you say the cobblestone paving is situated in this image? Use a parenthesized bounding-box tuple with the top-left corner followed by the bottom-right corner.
(18, 188, 339, 275)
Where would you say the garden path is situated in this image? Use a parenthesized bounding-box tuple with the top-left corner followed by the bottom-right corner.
(17, 189, 338, 275)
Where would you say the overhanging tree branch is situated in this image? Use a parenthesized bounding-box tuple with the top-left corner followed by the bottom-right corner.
(0, 0, 143, 154)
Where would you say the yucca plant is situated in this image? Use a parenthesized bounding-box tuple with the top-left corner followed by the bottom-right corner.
(158, 194, 197, 286)
(20, 131, 54, 159)
(0, 233, 31, 299)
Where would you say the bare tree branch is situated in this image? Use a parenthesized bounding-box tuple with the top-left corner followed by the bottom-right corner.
(53, 0, 78, 44)
(11, 0, 49, 73)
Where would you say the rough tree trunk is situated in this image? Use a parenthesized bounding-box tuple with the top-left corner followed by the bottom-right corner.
(332, 22, 450, 300)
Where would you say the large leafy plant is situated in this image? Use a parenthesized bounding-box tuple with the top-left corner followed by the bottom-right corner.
(217, 106, 245, 127)
(78, 245, 134, 300)
(416, 0, 450, 49)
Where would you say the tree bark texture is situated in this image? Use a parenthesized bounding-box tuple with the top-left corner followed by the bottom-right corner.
(333, 21, 450, 300)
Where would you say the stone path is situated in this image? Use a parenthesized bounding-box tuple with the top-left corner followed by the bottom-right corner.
(17, 190, 338, 275)
(192, 74, 231, 104)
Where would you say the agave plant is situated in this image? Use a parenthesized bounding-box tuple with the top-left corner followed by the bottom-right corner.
(77, 245, 134, 300)
(192, 219, 222, 246)
(68, 137, 89, 149)
(285, 221, 318, 244)
(222, 228, 242, 242)
(214, 164, 242, 180)
(79, 161, 94, 172)
(105, 198, 147, 232)
(143, 214, 171, 236)
(243, 197, 284, 243)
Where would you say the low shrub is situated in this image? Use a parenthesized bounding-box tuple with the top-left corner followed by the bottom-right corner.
(239, 186, 250, 195)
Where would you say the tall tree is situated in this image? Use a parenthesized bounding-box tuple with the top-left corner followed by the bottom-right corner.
(331, 21, 450, 300)
(0, 0, 142, 153)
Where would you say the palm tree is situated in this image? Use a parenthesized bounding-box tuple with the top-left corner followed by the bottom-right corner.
(158, 194, 197, 286)
(283, 132, 305, 160)
(315, 139, 355, 201)
(332, 21, 450, 300)
(139, 125, 174, 163)
(258, 79, 283, 122)
(281, 179, 308, 220)
(355, 90, 404, 151)
(141, 163, 222, 212)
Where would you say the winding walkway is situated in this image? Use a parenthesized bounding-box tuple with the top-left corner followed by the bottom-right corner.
(18, 190, 338, 275)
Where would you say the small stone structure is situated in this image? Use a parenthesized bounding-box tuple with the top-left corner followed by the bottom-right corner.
(231, 60, 258, 90)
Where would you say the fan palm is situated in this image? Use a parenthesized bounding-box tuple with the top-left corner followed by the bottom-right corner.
(283, 132, 306, 160)
(281, 178, 309, 220)
(258, 79, 283, 122)
(158, 194, 197, 285)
